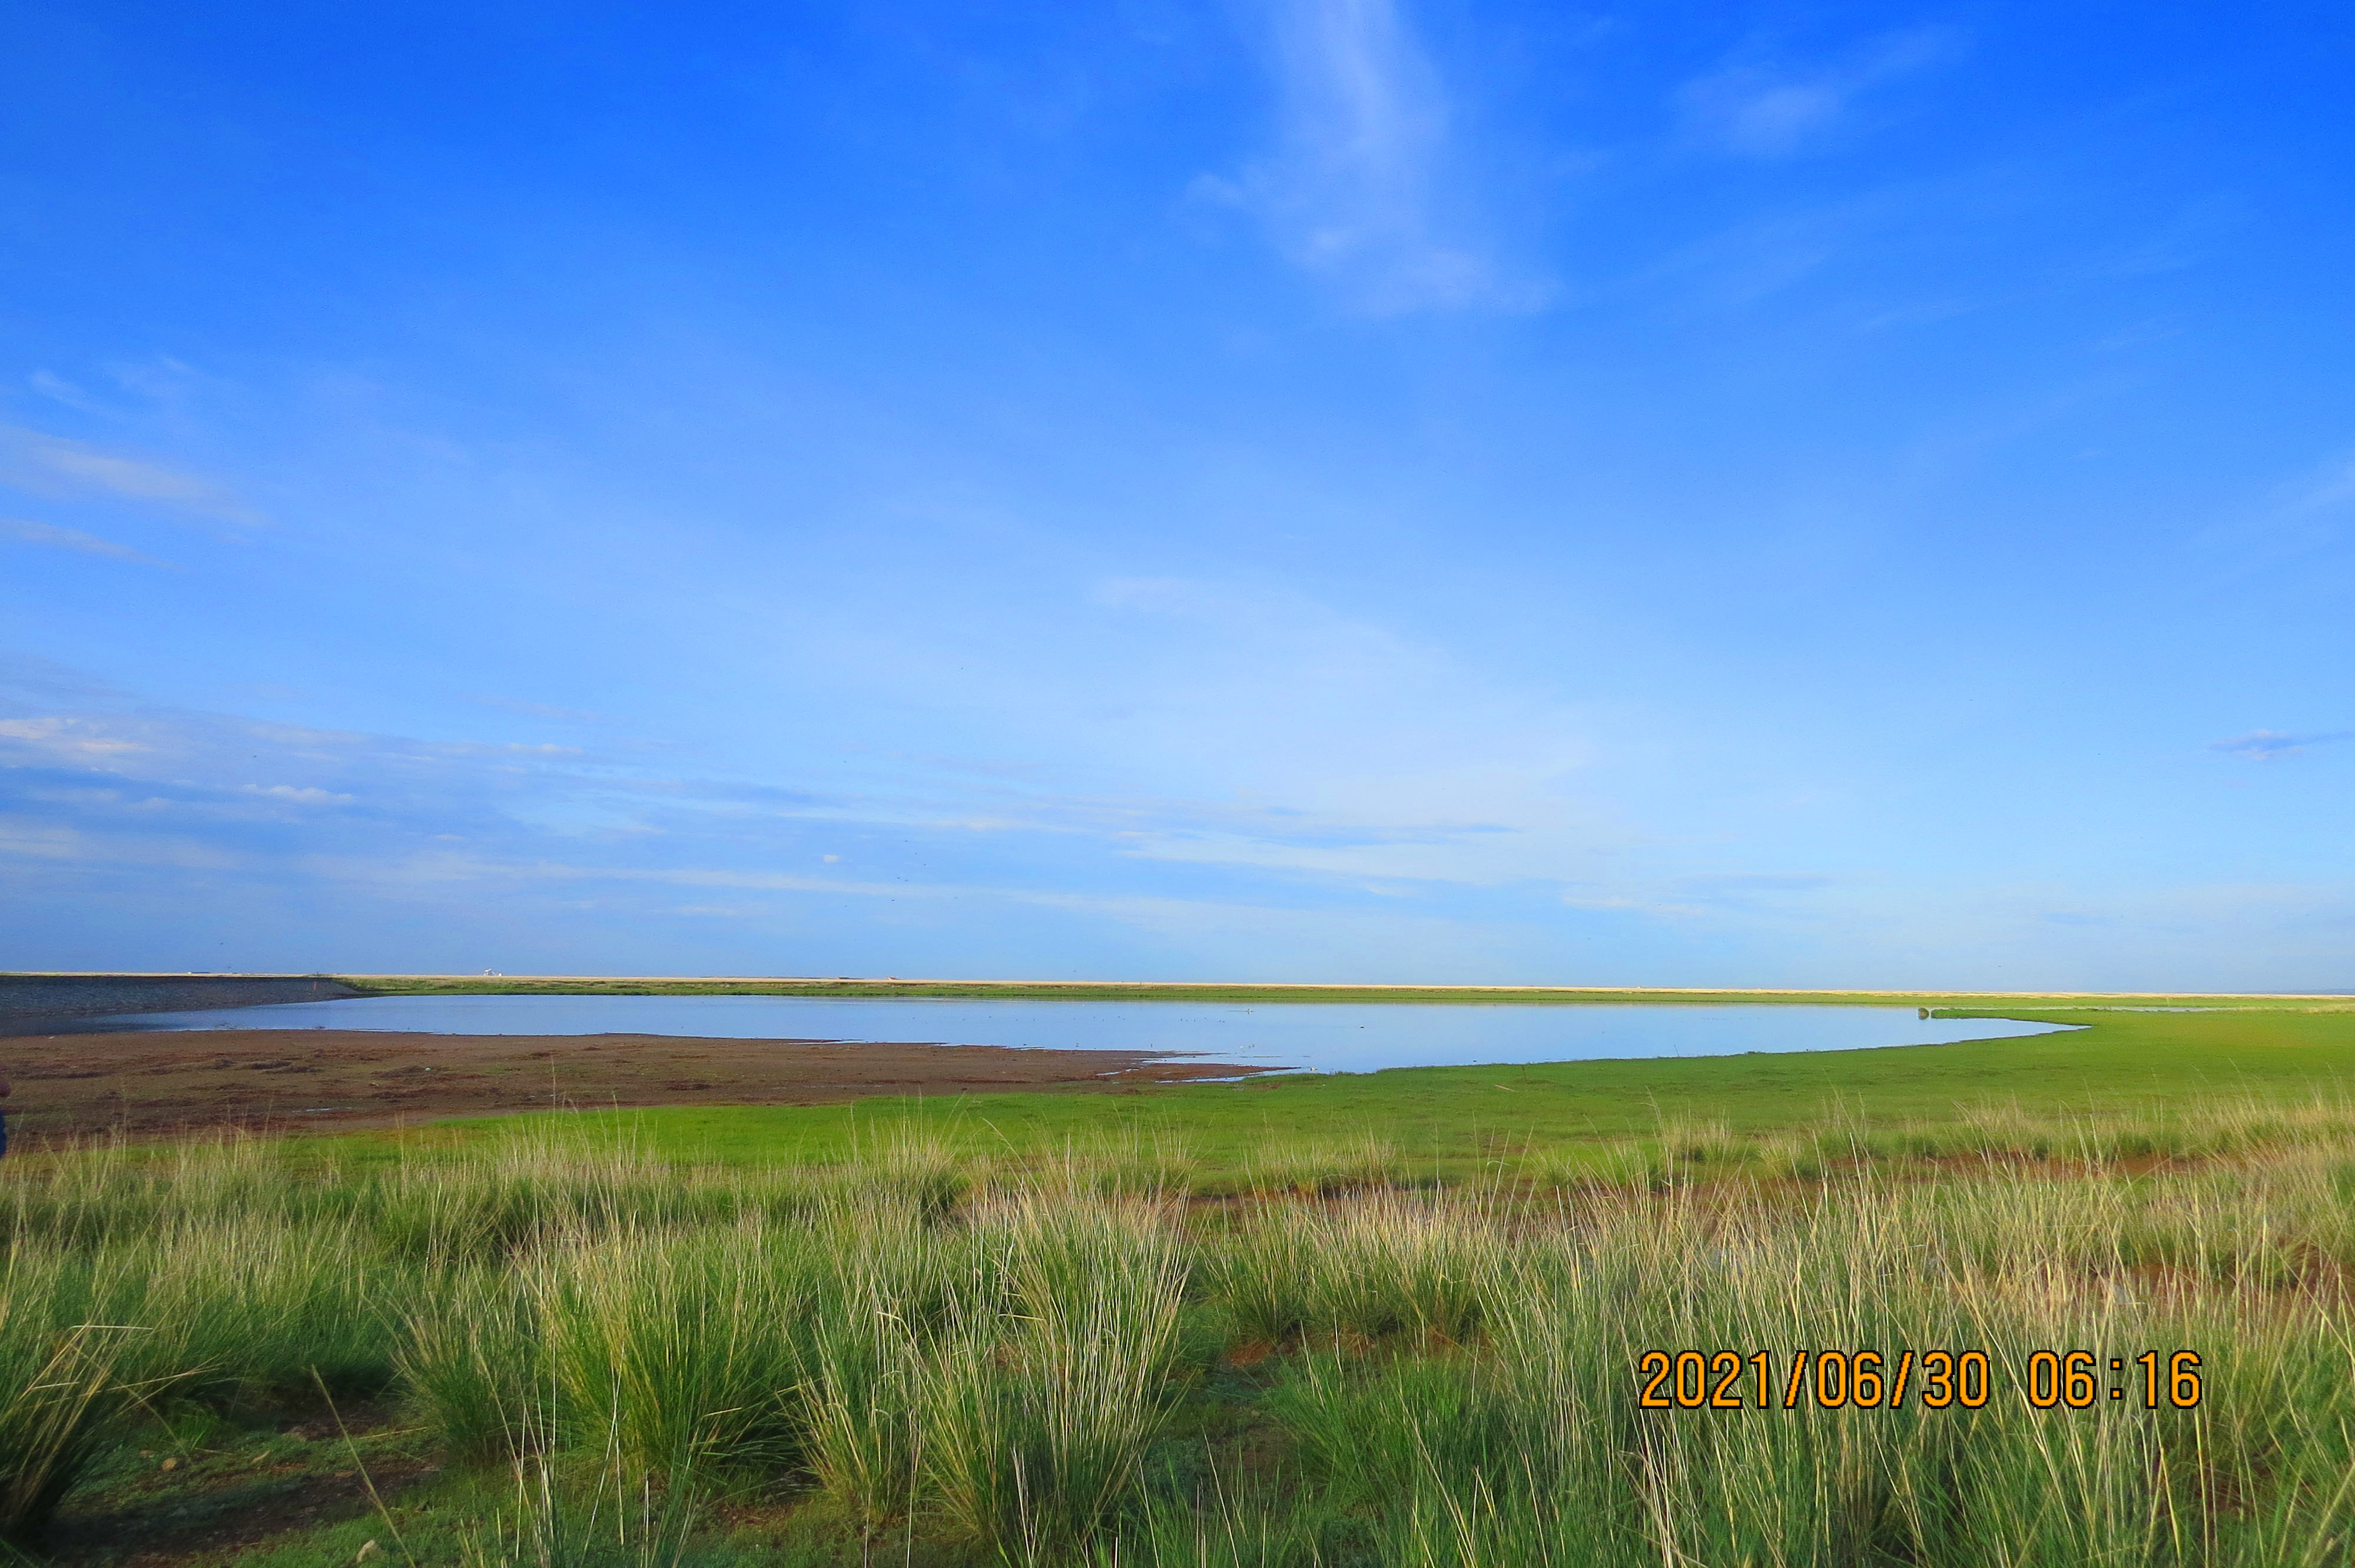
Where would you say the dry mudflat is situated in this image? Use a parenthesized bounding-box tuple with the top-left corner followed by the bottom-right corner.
(0, 1028, 1259, 1142)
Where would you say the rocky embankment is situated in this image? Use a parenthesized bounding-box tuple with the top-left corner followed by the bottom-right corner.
(0, 973, 361, 1033)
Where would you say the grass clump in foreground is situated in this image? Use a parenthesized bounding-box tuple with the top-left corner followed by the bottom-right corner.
(9, 1104, 2355, 1563)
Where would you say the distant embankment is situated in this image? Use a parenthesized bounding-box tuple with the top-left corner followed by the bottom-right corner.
(329, 974, 2350, 1010)
(0, 972, 361, 1030)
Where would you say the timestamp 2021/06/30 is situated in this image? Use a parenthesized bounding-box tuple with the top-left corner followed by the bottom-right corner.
(1635, 1350, 2205, 1411)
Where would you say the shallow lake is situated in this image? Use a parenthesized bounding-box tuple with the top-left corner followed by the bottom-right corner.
(75, 994, 2072, 1075)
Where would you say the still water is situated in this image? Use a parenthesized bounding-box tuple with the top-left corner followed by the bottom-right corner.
(79, 994, 2072, 1075)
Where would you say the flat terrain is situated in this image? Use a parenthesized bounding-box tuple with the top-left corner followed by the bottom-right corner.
(15, 1081, 2355, 1566)
(11, 1003, 2355, 1167)
(14, 1002, 2355, 1566)
(392, 1005, 2355, 1174)
(0, 1029, 1262, 1142)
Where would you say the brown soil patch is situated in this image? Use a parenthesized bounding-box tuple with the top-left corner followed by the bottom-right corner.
(0, 1029, 1265, 1143)
(44, 1401, 429, 1567)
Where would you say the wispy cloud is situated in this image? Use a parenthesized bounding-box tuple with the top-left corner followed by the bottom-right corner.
(1558, 871, 1837, 922)
(2295, 454, 2355, 514)
(1, 516, 177, 568)
(1676, 28, 1959, 159)
(237, 783, 355, 806)
(2212, 730, 2352, 761)
(467, 694, 612, 724)
(0, 716, 154, 760)
(0, 598, 1628, 951)
(0, 425, 259, 524)
(26, 371, 98, 411)
(2187, 446, 2355, 581)
(1195, 0, 1542, 313)
(374, 853, 1533, 965)
(1072, 573, 1612, 885)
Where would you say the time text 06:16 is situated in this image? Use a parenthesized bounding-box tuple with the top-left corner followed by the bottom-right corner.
(1635, 1351, 2204, 1411)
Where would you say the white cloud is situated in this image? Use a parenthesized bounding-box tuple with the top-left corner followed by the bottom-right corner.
(2296, 454, 2355, 513)
(2211, 730, 2350, 762)
(0, 814, 235, 868)
(1677, 29, 1959, 159)
(1199, 0, 1543, 313)
(237, 783, 356, 806)
(0, 426, 259, 524)
(1, 516, 177, 568)
(0, 716, 153, 760)
(2185, 445, 2355, 579)
(0, 819, 82, 860)
(339, 852, 1540, 975)
(1557, 871, 1839, 923)
(26, 371, 97, 411)
(1069, 574, 1611, 885)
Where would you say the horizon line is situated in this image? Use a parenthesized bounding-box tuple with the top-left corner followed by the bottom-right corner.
(5, 972, 2350, 1001)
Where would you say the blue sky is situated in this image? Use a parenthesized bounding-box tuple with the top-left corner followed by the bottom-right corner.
(3, 0, 2350, 987)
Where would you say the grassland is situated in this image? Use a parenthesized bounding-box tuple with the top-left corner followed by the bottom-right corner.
(362, 1004, 2355, 1182)
(11, 1002, 2355, 1564)
(9, 1097, 2355, 1565)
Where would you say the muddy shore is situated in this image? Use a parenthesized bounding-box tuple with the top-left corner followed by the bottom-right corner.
(0, 1029, 1263, 1144)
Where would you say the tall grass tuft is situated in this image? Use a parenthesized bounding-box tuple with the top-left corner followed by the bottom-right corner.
(401, 1265, 546, 1463)
(795, 1191, 975, 1540)
(1213, 1194, 1500, 1346)
(538, 1219, 825, 1486)
(110, 1214, 407, 1401)
(923, 1197, 1188, 1561)
(0, 1245, 163, 1546)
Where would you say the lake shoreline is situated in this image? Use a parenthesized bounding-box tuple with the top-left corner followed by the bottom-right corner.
(0, 1028, 1270, 1144)
(9, 971, 2348, 1014)
(329, 975, 2350, 1008)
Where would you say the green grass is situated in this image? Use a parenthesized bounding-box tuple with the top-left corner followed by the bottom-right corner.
(0, 1246, 161, 1547)
(16, 1002, 2355, 1562)
(14, 1111, 2355, 1564)
(918, 1195, 1189, 1559)
(319, 1005, 2355, 1184)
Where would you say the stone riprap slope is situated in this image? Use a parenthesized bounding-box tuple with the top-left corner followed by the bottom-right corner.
(0, 973, 360, 1030)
